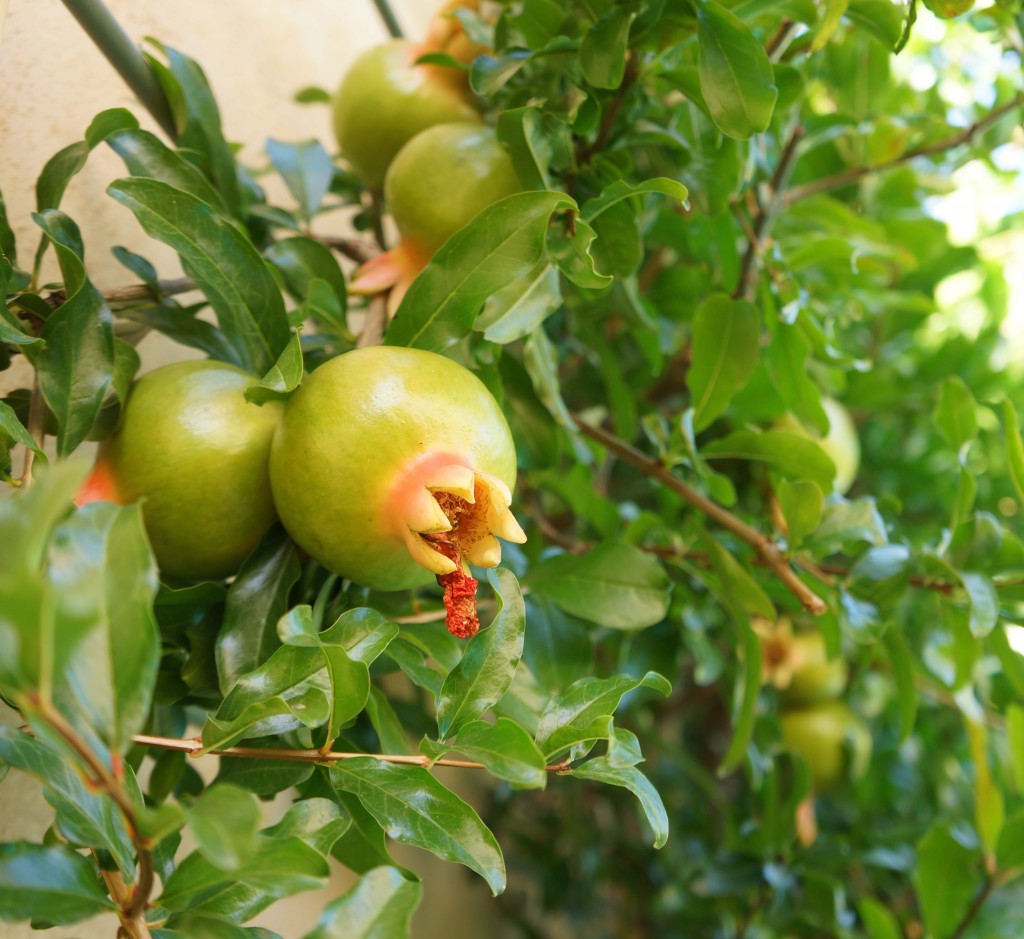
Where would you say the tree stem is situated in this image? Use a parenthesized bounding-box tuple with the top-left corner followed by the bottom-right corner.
(371, 0, 405, 38)
(571, 414, 828, 615)
(58, 0, 176, 140)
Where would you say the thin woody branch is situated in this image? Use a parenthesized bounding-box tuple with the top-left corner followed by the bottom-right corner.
(130, 733, 573, 773)
(571, 414, 828, 615)
(783, 94, 1024, 207)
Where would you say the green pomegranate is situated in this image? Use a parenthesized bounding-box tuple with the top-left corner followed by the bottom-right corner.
(777, 397, 860, 495)
(268, 346, 525, 637)
(77, 360, 282, 581)
(780, 700, 872, 794)
(332, 40, 480, 189)
(779, 631, 849, 708)
(350, 123, 521, 308)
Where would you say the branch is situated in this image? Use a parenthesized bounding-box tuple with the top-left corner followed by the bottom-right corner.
(356, 294, 388, 348)
(949, 872, 996, 939)
(59, 0, 176, 140)
(783, 94, 1024, 207)
(371, 0, 405, 38)
(571, 415, 828, 615)
(27, 704, 154, 929)
(733, 123, 805, 301)
(130, 733, 572, 773)
(316, 234, 377, 265)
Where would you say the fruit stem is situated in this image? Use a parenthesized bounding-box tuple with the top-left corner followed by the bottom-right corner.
(370, 0, 405, 38)
(58, 0, 176, 140)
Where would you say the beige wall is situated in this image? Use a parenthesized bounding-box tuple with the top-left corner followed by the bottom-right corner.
(0, 2, 505, 936)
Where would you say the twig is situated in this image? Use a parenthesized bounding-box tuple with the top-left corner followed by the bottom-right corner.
(733, 123, 805, 301)
(371, 0, 404, 38)
(27, 702, 154, 930)
(948, 873, 996, 939)
(316, 235, 377, 265)
(130, 733, 573, 772)
(103, 277, 195, 303)
(783, 94, 1024, 207)
(578, 52, 639, 165)
(356, 294, 388, 348)
(572, 414, 828, 614)
(18, 369, 47, 488)
(59, 0, 176, 140)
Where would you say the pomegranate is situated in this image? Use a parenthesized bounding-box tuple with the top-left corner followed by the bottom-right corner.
(349, 122, 521, 311)
(78, 360, 282, 581)
(268, 346, 525, 637)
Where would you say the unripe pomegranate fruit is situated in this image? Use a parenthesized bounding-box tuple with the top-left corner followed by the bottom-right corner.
(777, 397, 860, 495)
(778, 631, 849, 708)
(780, 700, 872, 794)
(332, 40, 481, 190)
(350, 123, 521, 311)
(78, 360, 282, 581)
(268, 346, 525, 638)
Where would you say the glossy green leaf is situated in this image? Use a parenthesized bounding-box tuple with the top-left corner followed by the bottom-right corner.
(687, 294, 760, 431)
(244, 329, 304, 404)
(188, 785, 261, 871)
(913, 824, 979, 939)
(934, 376, 977, 452)
(329, 758, 506, 895)
(50, 502, 160, 752)
(201, 693, 329, 752)
(696, 0, 778, 138)
(437, 568, 526, 739)
(106, 127, 227, 210)
(858, 897, 902, 939)
(523, 325, 576, 431)
(959, 571, 998, 638)
(572, 758, 668, 848)
(777, 479, 824, 549)
(535, 671, 671, 759)
(765, 321, 828, 434)
(385, 191, 575, 351)
(1003, 399, 1024, 506)
(321, 608, 400, 665)
(527, 542, 670, 631)
(521, 596, 594, 695)
(477, 260, 561, 344)
(107, 176, 290, 375)
(580, 8, 637, 90)
(702, 429, 836, 492)
(547, 216, 613, 288)
(884, 628, 917, 742)
(0, 842, 115, 924)
(266, 138, 333, 221)
(0, 727, 135, 876)
(0, 401, 46, 473)
(581, 178, 689, 223)
(304, 866, 421, 939)
(216, 529, 300, 693)
(496, 107, 553, 190)
(32, 210, 114, 456)
(697, 529, 775, 620)
(366, 687, 413, 755)
(424, 718, 547, 789)
(264, 798, 351, 857)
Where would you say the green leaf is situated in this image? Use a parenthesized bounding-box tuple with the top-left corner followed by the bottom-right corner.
(266, 138, 333, 221)
(810, 497, 888, 549)
(1002, 399, 1024, 506)
(845, 0, 905, 48)
(687, 293, 760, 431)
(765, 321, 827, 434)
(31, 210, 115, 456)
(0, 727, 135, 877)
(0, 842, 115, 924)
(437, 568, 526, 739)
(425, 718, 547, 789)
(810, 0, 850, 52)
(884, 628, 917, 742)
(264, 798, 351, 857)
(580, 8, 637, 89)
(522, 596, 594, 695)
(961, 699, 1004, 860)
(50, 502, 160, 752)
(384, 191, 576, 352)
(913, 824, 980, 939)
(581, 178, 689, 223)
(0, 401, 47, 473)
(106, 176, 290, 375)
(321, 608, 400, 665)
(777, 479, 823, 549)
(366, 687, 413, 755)
(201, 694, 328, 752)
(188, 785, 261, 871)
(244, 329, 304, 404)
(718, 613, 762, 773)
(858, 897, 902, 939)
(106, 127, 227, 211)
(216, 529, 300, 693)
(264, 236, 348, 335)
(477, 260, 561, 345)
(527, 542, 670, 631)
(535, 671, 671, 760)
(934, 376, 978, 452)
(147, 41, 241, 212)
(496, 107, 553, 190)
(702, 428, 836, 492)
(696, 529, 775, 620)
(547, 216, 613, 289)
(696, 0, 778, 139)
(304, 867, 421, 939)
(1008, 704, 1024, 793)
(329, 759, 506, 895)
(572, 759, 669, 848)
(523, 325, 576, 432)
(958, 571, 998, 638)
